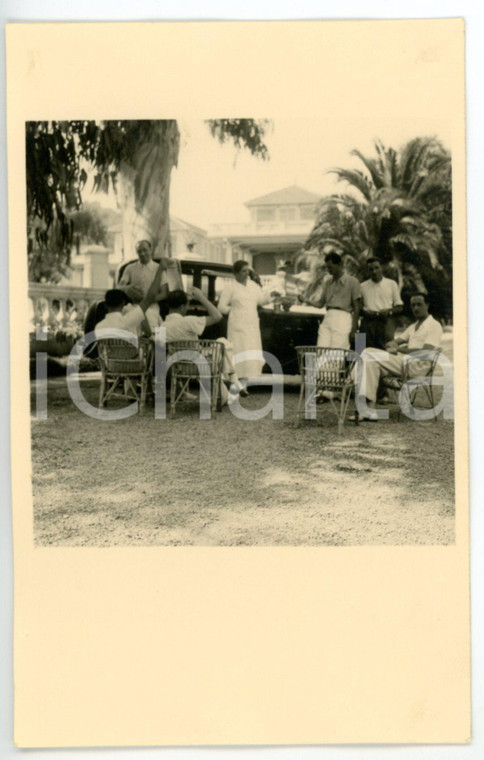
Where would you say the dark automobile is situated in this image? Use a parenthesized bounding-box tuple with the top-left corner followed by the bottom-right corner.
(86, 258, 323, 376)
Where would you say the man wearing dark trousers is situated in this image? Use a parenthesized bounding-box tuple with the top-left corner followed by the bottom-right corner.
(360, 257, 403, 350)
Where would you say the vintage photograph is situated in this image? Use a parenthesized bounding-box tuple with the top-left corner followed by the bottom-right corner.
(9, 18, 470, 750)
(27, 117, 455, 546)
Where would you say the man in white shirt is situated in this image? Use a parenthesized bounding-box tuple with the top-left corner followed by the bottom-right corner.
(119, 240, 161, 293)
(352, 293, 443, 421)
(163, 287, 241, 403)
(360, 257, 403, 349)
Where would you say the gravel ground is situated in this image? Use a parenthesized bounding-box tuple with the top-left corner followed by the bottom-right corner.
(31, 336, 455, 546)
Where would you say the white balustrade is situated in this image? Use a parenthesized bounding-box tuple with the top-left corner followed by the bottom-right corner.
(28, 283, 106, 335)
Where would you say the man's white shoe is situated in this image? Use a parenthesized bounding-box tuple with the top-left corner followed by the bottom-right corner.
(349, 409, 378, 422)
(181, 391, 198, 402)
(230, 380, 245, 394)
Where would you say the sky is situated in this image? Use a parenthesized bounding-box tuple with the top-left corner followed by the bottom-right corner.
(85, 116, 452, 231)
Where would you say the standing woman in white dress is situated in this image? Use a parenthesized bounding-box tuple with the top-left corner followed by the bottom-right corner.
(218, 260, 274, 393)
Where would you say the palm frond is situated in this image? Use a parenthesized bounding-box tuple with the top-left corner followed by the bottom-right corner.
(329, 168, 373, 202)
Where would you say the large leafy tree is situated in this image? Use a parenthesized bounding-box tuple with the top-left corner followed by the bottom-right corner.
(26, 119, 270, 281)
(302, 137, 453, 318)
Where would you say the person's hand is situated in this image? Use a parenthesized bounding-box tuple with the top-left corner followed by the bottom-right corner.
(157, 257, 170, 271)
(385, 340, 399, 354)
(270, 290, 282, 298)
(189, 286, 205, 301)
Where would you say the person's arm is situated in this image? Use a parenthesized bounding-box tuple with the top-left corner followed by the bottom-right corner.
(399, 321, 442, 355)
(360, 284, 373, 316)
(118, 265, 132, 287)
(190, 286, 223, 327)
(386, 334, 409, 353)
(396, 342, 436, 355)
(258, 287, 274, 306)
(304, 280, 326, 308)
(139, 260, 169, 313)
(139, 315, 152, 338)
(350, 280, 362, 340)
(388, 324, 438, 355)
(154, 283, 169, 303)
(389, 281, 403, 316)
(217, 285, 232, 315)
(350, 297, 362, 341)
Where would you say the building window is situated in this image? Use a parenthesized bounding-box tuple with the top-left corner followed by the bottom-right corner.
(300, 205, 316, 220)
(256, 207, 276, 223)
(279, 206, 296, 222)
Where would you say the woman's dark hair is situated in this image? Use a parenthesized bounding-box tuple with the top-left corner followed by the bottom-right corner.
(165, 290, 188, 309)
(233, 259, 249, 274)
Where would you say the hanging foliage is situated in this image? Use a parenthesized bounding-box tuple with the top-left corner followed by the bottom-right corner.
(26, 118, 271, 281)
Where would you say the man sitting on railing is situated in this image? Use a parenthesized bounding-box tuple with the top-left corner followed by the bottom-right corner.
(350, 292, 443, 422)
(94, 259, 167, 339)
(119, 240, 160, 293)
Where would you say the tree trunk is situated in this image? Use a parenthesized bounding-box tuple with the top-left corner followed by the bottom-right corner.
(117, 164, 141, 260)
(116, 120, 180, 260)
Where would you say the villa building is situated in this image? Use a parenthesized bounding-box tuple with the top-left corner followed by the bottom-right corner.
(209, 185, 321, 275)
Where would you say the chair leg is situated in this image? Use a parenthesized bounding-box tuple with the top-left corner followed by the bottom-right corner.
(338, 385, 352, 434)
(99, 373, 106, 408)
(397, 385, 409, 421)
(104, 376, 121, 405)
(209, 377, 216, 417)
(216, 376, 223, 413)
(423, 382, 438, 421)
(295, 382, 305, 427)
(140, 374, 147, 412)
(170, 373, 177, 418)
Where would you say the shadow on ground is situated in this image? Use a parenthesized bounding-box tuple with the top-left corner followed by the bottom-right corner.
(30, 371, 455, 546)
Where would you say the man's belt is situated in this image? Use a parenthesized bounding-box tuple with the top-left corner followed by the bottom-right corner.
(362, 311, 393, 319)
(327, 306, 350, 312)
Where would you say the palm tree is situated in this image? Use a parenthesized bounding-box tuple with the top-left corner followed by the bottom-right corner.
(303, 137, 452, 317)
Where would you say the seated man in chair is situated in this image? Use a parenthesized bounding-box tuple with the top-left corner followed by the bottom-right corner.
(162, 287, 242, 404)
(351, 292, 443, 421)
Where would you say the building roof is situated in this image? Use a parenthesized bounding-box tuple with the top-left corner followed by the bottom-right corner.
(245, 185, 322, 207)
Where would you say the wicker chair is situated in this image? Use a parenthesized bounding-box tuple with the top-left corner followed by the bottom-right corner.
(380, 348, 442, 420)
(166, 340, 224, 419)
(98, 337, 153, 412)
(295, 346, 357, 433)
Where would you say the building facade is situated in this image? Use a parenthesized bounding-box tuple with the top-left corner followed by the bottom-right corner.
(208, 185, 321, 275)
(57, 185, 321, 291)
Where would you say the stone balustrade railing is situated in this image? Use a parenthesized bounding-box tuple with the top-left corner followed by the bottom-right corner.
(29, 282, 106, 334)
